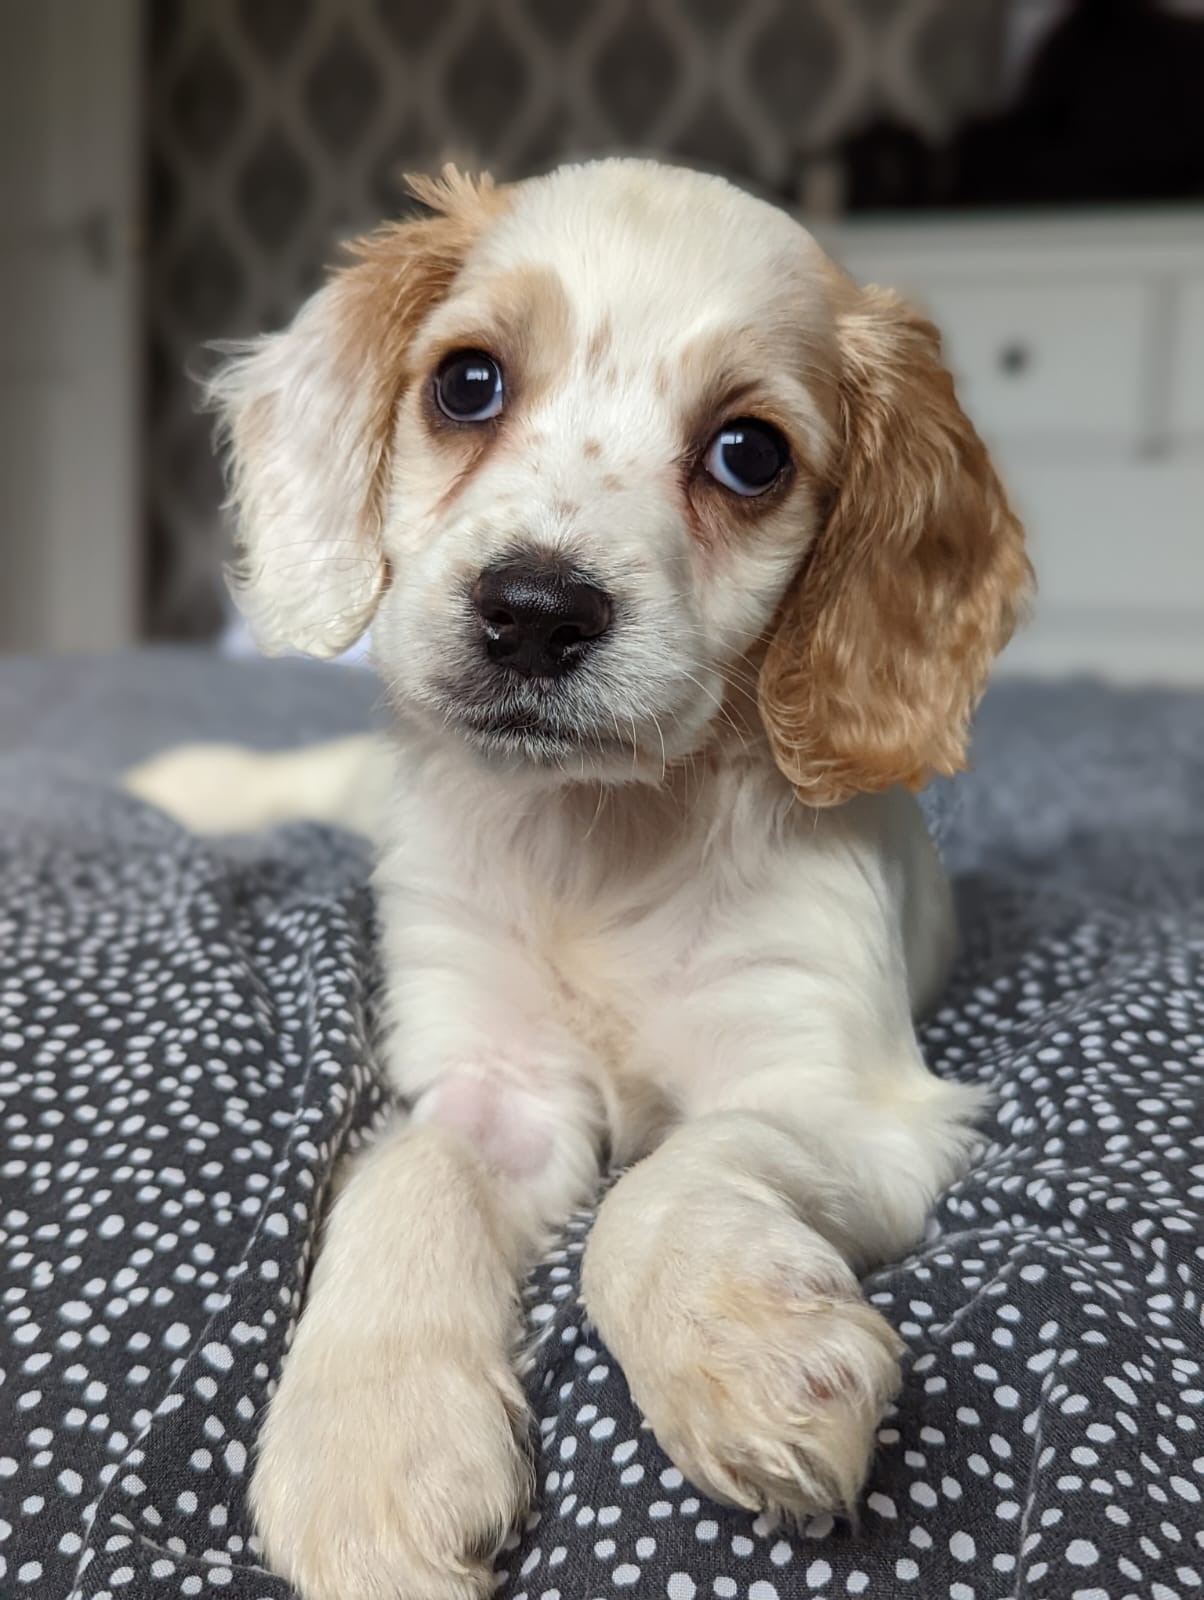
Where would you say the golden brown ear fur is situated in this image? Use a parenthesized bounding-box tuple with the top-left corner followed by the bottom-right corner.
(759, 285, 1033, 806)
(210, 166, 505, 658)
(317, 167, 507, 546)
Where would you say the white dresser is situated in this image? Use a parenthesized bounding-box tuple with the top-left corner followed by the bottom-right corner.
(821, 210, 1204, 685)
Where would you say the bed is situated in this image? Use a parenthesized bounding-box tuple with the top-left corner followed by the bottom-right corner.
(1, 651, 1201, 1600)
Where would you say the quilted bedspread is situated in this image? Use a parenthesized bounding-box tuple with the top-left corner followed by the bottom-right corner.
(0, 652, 1201, 1600)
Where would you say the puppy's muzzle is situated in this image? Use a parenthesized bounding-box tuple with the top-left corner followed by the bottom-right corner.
(472, 557, 612, 680)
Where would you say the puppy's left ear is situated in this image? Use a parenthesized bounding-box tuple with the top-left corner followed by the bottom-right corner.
(759, 285, 1033, 806)
(208, 167, 502, 657)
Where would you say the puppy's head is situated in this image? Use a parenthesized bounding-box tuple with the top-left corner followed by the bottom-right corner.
(213, 159, 1030, 803)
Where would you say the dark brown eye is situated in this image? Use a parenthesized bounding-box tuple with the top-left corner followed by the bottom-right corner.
(704, 418, 789, 496)
(434, 351, 503, 422)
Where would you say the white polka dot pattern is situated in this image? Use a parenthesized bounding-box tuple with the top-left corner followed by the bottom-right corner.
(2, 677, 1203, 1600)
(1, 776, 385, 1598)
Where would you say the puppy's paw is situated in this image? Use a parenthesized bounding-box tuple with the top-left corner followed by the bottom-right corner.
(251, 1342, 531, 1600)
(584, 1213, 902, 1520)
(642, 1285, 901, 1518)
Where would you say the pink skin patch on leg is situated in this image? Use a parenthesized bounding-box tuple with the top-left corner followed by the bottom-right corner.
(415, 1070, 553, 1181)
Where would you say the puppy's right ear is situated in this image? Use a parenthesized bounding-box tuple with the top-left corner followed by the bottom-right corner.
(208, 168, 502, 657)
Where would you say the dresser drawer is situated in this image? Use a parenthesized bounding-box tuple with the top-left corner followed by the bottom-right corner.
(893, 278, 1151, 444)
(1170, 277, 1204, 439)
(993, 451, 1204, 683)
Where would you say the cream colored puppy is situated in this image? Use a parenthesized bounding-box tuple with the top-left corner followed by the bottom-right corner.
(129, 160, 1030, 1600)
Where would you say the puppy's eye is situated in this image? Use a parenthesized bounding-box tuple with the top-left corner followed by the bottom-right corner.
(434, 351, 503, 422)
(704, 419, 789, 496)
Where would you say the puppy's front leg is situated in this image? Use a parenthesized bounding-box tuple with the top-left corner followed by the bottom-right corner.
(253, 1064, 602, 1600)
(583, 1035, 982, 1520)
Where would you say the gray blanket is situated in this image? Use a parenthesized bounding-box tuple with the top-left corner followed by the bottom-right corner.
(1, 652, 1201, 1600)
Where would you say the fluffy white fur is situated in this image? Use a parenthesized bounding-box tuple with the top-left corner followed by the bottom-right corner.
(126, 159, 1026, 1600)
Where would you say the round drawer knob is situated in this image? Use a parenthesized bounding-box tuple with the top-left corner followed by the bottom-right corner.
(999, 341, 1031, 375)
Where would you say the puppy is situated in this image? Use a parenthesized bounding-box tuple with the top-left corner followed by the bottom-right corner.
(130, 159, 1031, 1600)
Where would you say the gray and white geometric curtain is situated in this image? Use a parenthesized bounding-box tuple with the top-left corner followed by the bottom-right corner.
(145, 0, 1010, 639)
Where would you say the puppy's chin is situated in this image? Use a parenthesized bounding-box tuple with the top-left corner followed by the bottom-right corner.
(451, 710, 656, 785)
(400, 683, 715, 787)
(458, 710, 613, 766)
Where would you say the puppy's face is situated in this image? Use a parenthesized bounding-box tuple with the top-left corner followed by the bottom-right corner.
(214, 161, 1030, 803)
(373, 166, 839, 779)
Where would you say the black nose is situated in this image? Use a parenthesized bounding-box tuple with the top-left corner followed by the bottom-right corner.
(472, 559, 612, 678)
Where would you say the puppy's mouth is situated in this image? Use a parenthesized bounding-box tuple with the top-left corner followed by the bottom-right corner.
(453, 705, 625, 764)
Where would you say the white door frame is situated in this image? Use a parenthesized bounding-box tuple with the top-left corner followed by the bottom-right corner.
(0, 0, 142, 653)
